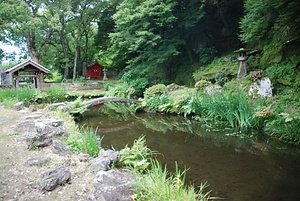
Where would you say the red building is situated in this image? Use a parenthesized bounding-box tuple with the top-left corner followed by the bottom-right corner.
(86, 62, 103, 79)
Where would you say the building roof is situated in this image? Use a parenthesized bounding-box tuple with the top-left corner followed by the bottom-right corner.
(87, 61, 103, 68)
(5, 59, 50, 74)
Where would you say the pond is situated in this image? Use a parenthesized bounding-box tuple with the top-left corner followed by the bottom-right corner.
(79, 104, 300, 201)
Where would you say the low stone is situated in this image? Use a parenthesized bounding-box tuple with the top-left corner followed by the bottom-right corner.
(93, 170, 135, 201)
(14, 119, 36, 134)
(26, 157, 51, 166)
(45, 103, 71, 112)
(28, 105, 37, 112)
(39, 166, 71, 191)
(52, 140, 72, 156)
(90, 149, 119, 173)
(205, 85, 222, 95)
(25, 114, 43, 120)
(11, 102, 24, 111)
(26, 133, 53, 149)
(78, 153, 91, 162)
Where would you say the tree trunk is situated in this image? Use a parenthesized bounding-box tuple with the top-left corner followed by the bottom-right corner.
(26, 35, 41, 63)
(60, 31, 69, 81)
(72, 39, 79, 84)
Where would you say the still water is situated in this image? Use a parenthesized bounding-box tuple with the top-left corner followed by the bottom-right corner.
(80, 105, 300, 201)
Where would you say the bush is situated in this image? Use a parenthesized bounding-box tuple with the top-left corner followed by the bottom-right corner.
(45, 85, 67, 102)
(214, 71, 228, 86)
(104, 82, 135, 99)
(143, 94, 174, 113)
(121, 69, 150, 97)
(194, 80, 212, 91)
(144, 84, 167, 99)
(114, 136, 155, 173)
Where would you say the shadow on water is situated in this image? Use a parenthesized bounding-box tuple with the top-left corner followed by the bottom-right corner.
(79, 103, 300, 201)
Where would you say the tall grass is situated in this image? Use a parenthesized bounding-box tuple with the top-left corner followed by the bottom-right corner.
(0, 87, 37, 102)
(51, 110, 102, 157)
(45, 85, 67, 102)
(180, 91, 262, 130)
(200, 92, 253, 129)
(135, 160, 214, 201)
(66, 126, 102, 157)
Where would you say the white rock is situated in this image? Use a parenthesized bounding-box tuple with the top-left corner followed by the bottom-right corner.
(249, 77, 272, 98)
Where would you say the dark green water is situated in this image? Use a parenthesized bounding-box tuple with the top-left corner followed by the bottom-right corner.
(80, 105, 300, 201)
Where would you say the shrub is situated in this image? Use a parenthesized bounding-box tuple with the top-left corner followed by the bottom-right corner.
(166, 83, 182, 92)
(143, 94, 174, 113)
(104, 82, 135, 99)
(45, 85, 67, 102)
(194, 80, 212, 91)
(121, 69, 150, 97)
(214, 71, 228, 86)
(114, 136, 155, 173)
(144, 84, 167, 99)
(68, 97, 88, 114)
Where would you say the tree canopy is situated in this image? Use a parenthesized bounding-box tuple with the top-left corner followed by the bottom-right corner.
(0, 0, 298, 87)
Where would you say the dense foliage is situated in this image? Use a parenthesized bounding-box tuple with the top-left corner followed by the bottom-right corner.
(239, 0, 300, 66)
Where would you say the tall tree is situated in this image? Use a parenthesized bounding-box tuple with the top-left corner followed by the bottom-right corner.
(0, 0, 55, 63)
(109, 0, 181, 93)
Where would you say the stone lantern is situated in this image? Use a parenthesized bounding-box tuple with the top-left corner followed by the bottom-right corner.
(235, 48, 248, 78)
(103, 68, 108, 80)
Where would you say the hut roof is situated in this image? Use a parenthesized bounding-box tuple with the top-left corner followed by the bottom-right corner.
(5, 59, 50, 74)
(87, 61, 103, 68)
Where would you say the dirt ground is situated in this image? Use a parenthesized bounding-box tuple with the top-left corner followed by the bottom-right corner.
(0, 106, 95, 201)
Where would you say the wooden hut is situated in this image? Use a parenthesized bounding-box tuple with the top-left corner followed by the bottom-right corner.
(86, 62, 103, 79)
(2, 59, 50, 88)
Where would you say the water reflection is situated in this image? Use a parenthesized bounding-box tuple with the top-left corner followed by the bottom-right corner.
(79, 104, 300, 201)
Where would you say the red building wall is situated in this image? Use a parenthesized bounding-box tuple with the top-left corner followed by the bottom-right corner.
(86, 62, 103, 79)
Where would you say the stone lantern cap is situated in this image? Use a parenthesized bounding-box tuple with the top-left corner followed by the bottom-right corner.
(235, 48, 248, 61)
(234, 48, 248, 53)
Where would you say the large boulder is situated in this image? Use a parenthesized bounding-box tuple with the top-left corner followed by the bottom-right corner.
(90, 149, 119, 173)
(39, 166, 71, 191)
(92, 170, 135, 201)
